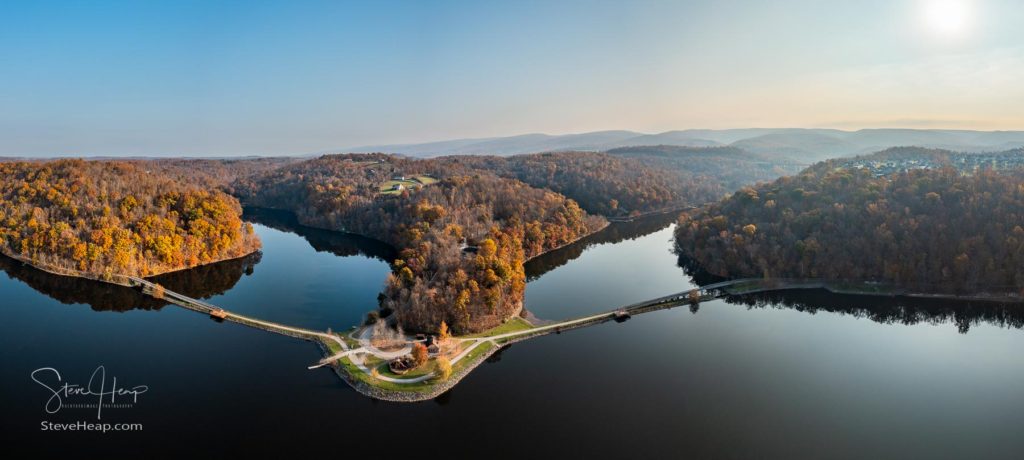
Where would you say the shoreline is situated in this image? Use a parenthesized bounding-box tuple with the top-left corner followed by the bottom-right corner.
(321, 307, 636, 403)
(242, 205, 396, 250)
(247, 204, 612, 265)
(1, 232, 614, 403)
(7, 237, 1024, 403)
(716, 278, 1024, 305)
(0, 245, 262, 285)
(526, 219, 611, 262)
(605, 204, 693, 223)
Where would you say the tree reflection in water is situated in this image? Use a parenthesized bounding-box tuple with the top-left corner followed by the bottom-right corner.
(242, 206, 396, 262)
(525, 211, 679, 280)
(1, 207, 395, 315)
(11, 205, 1019, 334)
(725, 289, 1024, 334)
(679, 254, 1024, 334)
(0, 251, 260, 312)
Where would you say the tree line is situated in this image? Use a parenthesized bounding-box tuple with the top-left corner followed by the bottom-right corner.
(675, 160, 1024, 295)
(0, 160, 261, 278)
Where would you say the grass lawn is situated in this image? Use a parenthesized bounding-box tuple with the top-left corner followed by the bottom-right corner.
(360, 353, 385, 368)
(451, 341, 494, 373)
(378, 175, 438, 195)
(333, 340, 498, 394)
(322, 335, 363, 353)
(466, 317, 534, 338)
(340, 334, 361, 349)
(337, 356, 436, 393)
(413, 175, 438, 185)
(323, 337, 343, 354)
(377, 360, 436, 379)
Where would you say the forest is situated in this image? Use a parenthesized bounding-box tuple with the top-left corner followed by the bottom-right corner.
(0, 160, 261, 279)
(606, 145, 801, 189)
(455, 152, 689, 216)
(234, 154, 604, 333)
(232, 149, 799, 333)
(675, 160, 1024, 295)
(458, 147, 802, 216)
(231, 149, 800, 333)
(0, 148, 795, 334)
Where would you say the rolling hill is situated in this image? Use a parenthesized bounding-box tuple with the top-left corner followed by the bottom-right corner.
(343, 128, 1024, 162)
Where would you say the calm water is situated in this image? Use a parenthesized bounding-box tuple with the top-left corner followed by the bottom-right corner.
(3, 209, 1024, 458)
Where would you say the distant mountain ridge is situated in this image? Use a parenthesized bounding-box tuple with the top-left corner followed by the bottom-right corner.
(345, 128, 1024, 161)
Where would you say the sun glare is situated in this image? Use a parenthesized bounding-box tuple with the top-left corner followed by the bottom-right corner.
(923, 0, 971, 37)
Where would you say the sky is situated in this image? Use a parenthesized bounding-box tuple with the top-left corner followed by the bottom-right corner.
(2, 0, 1023, 156)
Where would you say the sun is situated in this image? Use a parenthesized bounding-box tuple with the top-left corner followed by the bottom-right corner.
(923, 0, 972, 36)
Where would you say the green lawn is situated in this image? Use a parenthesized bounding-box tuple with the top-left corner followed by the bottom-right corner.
(466, 317, 534, 338)
(340, 334, 361, 349)
(322, 335, 363, 353)
(378, 175, 438, 195)
(360, 353, 384, 368)
(332, 339, 497, 393)
(323, 337, 343, 354)
(451, 341, 494, 373)
(376, 360, 436, 379)
(337, 356, 436, 393)
(413, 175, 438, 185)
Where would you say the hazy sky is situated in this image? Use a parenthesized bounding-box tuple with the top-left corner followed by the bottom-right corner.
(2, 0, 1023, 156)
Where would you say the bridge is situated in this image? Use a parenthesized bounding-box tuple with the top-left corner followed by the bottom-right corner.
(125, 276, 348, 351)
(124, 270, 756, 379)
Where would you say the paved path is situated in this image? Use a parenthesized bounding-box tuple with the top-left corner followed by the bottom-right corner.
(4, 249, 770, 389)
(308, 327, 413, 369)
(132, 268, 747, 386)
(127, 276, 349, 351)
(356, 326, 412, 359)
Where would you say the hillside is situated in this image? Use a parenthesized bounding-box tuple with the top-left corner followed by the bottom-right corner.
(234, 154, 606, 333)
(0, 160, 261, 278)
(606, 145, 804, 200)
(674, 159, 1024, 294)
(816, 146, 1024, 177)
(342, 128, 1024, 160)
(456, 151, 713, 216)
(232, 149, 806, 332)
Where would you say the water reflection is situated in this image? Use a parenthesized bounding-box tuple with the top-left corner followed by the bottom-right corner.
(149, 252, 262, 301)
(0, 207, 397, 325)
(0, 251, 260, 312)
(0, 254, 162, 311)
(726, 289, 1024, 334)
(242, 207, 396, 262)
(525, 211, 679, 280)
(679, 254, 1024, 333)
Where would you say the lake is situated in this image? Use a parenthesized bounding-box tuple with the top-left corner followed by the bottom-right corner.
(3, 208, 1024, 458)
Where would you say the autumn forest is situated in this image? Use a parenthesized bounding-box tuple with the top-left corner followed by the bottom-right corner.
(9, 146, 1024, 334)
(675, 149, 1024, 295)
(0, 160, 260, 279)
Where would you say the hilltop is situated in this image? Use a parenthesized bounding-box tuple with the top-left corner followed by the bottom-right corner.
(342, 128, 1024, 161)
